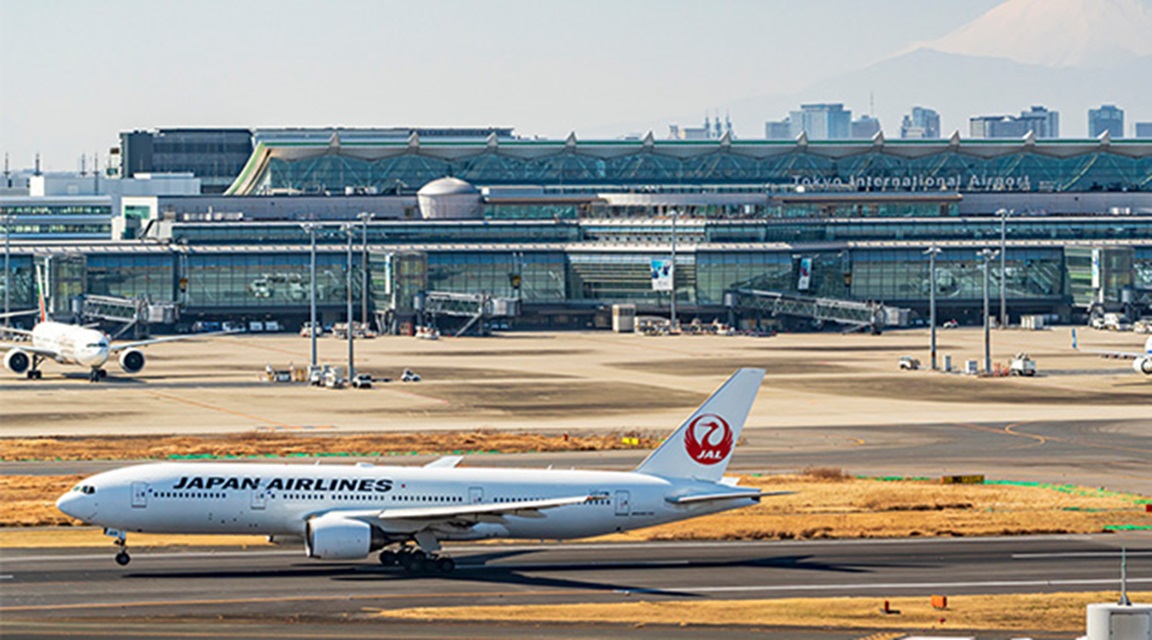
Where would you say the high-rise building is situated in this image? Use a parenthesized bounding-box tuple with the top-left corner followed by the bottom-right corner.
(788, 103, 852, 139)
(1137, 122, 1152, 138)
(1089, 105, 1124, 138)
(900, 107, 940, 139)
(764, 118, 792, 140)
(850, 115, 881, 139)
(120, 129, 253, 195)
(969, 106, 1059, 139)
(1019, 106, 1059, 138)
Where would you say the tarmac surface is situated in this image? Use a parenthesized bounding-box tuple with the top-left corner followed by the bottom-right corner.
(2, 536, 1148, 639)
(2, 327, 1150, 638)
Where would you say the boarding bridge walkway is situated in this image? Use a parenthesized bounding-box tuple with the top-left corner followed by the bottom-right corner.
(726, 288, 905, 334)
(421, 292, 520, 337)
(79, 294, 179, 339)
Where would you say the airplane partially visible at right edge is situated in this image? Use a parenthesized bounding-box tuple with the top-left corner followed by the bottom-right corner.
(1071, 328, 1152, 378)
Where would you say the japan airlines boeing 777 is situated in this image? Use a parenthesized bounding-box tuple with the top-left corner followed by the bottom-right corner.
(1071, 329, 1152, 378)
(57, 369, 773, 573)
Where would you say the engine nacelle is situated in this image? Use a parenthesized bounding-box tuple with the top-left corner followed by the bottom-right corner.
(305, 515, 386, 560)
(4, 349, 30, 375)
(118, 349, 146, 373)
(1135, 357, 1152, 376)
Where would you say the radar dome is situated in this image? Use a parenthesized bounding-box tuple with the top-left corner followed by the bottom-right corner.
(417, 177, 482, 220)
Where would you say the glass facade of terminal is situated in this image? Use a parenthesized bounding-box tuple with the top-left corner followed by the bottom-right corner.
(11, 243, 1148, 327)
(242, 140, 1152, 195)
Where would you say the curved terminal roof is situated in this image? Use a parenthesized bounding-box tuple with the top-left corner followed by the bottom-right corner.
(226, 132, 1152, 196)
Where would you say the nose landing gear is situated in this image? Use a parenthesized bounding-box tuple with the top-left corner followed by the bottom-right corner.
(88, 368, 107, 383)
(105, 528, 130, 565)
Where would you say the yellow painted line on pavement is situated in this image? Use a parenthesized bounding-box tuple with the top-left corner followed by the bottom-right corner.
(143, 390, 296, 428)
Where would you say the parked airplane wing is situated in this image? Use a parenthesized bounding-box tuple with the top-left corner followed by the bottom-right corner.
(0, 341, 58, 358)
(666, 490, 793, 505)
(377, 495, 594, 522)
(110, 330, 238, 352)
(1071, 329, 1146, 359)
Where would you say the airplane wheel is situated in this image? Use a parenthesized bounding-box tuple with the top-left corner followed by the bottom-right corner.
(434, 557, 455, 574)
(115, 551, 131, 566)
(98, 368, 107, 379)
(407, 555, 428, 574)
(378, 550, 397, 566)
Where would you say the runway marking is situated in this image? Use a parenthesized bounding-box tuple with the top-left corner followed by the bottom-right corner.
(669, 577, 1152, 594)
(1013, 551, 1152, 559)
(0, 575, 12, 579)
(0, 589, 606, 613)
(15, 579, 1152, 613)
(143, 391, 296, 429)
(1004, 421, 1047, 446)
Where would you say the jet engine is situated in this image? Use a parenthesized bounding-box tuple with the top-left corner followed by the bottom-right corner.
(1135, 357, 1152, 376)
(305, 514, 387, 560)
(4, 349, 30, 375)
(118, 349, 146, 373)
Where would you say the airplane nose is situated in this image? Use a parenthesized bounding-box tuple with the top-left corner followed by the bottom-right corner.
(56, 491, 95, 521)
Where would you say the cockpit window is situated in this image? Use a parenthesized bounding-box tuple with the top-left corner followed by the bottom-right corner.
(73, 485, 96, 495)
(86, 343, 105, 349)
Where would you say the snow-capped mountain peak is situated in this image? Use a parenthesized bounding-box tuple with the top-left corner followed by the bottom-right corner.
(919, 0, 1152, 68)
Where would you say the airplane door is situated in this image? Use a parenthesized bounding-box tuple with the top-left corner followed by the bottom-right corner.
(615, 490, 631, 516)
(131, 482, 149, 509)
(250, 489, 267, 510)
(469, 487, 483, 504)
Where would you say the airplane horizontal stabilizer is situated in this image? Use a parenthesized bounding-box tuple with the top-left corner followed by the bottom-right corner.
(666, 490, 793, 505)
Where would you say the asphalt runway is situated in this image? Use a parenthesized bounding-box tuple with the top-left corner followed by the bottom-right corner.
(10, 417, 1151, 494)
(2, 536, 1149, 639)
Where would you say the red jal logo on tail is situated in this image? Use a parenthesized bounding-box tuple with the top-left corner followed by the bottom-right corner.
(684, 414, 733, 465)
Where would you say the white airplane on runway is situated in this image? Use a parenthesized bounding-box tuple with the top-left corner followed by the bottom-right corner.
(0, 307, 232, 382)
(1071, 329, 1152, 378)
(57, 369, 776, 573)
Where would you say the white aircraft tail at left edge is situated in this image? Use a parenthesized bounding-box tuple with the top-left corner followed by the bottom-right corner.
(57, 368, 775, 573)
(1, 271, 232, 381)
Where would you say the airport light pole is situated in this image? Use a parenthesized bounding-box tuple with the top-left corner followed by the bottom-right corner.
(358, 211, 374, 329)
(924, 245, 942, 370)
(300, 223, 319, 369)
(998, 208, 1012, 330)
(343, 223, 355, 381)
(669, 209, 678, 330)
(2, 213, 11, 329)
(979, 248, 1000, 375)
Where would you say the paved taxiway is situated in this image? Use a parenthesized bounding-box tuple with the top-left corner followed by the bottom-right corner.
(9, 417, 1151, 495)
(2, 536, 1149, 638)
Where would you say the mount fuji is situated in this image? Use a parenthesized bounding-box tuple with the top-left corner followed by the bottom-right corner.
(686, 0, 1152, 140)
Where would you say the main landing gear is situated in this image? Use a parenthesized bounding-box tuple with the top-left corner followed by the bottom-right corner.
(378, 545, 455, 574)
(88, 368, 107, 383)
(105, 528, 130, 565)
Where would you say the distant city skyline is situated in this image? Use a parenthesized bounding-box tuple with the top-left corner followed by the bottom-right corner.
(2, 0, 1150, 172)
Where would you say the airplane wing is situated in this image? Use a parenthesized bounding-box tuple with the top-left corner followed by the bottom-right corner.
(666, 490, 793, 505)
(110, 330, 238, 352)
(377, 495, 595, 521)
(423, 456, 463, 469)
(0, 326, 34, 338)
(0, 341, 59, 358)
(1071, 328, 1142, 359)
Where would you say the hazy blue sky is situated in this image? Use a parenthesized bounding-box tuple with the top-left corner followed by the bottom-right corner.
(3, 0, 1006, 170)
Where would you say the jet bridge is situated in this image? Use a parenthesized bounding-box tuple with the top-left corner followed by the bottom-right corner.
(419, 292, 520, 337)
(78, 294, 179, 340)
(725, 288, 907, 334)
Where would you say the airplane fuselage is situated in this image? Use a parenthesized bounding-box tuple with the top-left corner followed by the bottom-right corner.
(57, 462, 753, 541)
(31, 321, 110, 368)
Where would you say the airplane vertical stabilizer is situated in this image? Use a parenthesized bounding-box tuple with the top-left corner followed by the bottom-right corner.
(635, 368, 765, 482)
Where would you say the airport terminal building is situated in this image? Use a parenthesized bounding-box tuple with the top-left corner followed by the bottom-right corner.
(4, 130, 1151, 332)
